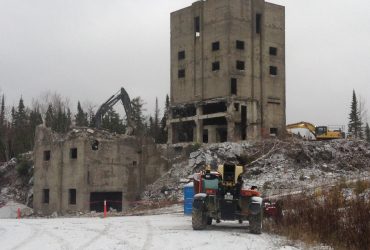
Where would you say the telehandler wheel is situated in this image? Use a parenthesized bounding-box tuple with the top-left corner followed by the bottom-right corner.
(192, 209, 207, 230)
(249, 213, 262, 234)
(207, 217, 212, 225)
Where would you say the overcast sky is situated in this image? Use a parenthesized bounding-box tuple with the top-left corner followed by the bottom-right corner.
(0, 0, 369, 128)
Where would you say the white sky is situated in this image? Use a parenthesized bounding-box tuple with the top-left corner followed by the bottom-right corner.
(0, 0, 369, 127)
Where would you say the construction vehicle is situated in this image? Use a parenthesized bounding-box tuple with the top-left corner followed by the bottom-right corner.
(286, 121, 345, 140)
(192, 163, 263, 234)
(93, 87, 135, 135)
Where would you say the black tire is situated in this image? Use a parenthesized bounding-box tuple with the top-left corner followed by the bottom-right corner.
(249, 213, 262, 234)
(207, 217, 212, 225)
(192, 209, 207, 230)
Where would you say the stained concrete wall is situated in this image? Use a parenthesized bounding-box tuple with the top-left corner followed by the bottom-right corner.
(33, 126, 169, 215)
(169, 0, 286, 142)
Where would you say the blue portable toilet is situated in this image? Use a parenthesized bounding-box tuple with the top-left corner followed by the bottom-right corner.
(183, 182, 194, 215)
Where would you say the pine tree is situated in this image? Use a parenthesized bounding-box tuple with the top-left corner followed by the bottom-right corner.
(158, 94, 170, 143)
(348, 90, 362, 138)
(366, 123, 370, 143)
(131, 97, 146, 135)
(45, 104, 54, 128)
(153, 97, 160, 141)
(75, 101, 88, 127)
(12, 97, 31, 156)
(0, 95, 6, 161)
(101, 107, 126, 134)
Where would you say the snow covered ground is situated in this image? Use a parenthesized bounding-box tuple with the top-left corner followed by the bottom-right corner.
(0, 212, 301, 250)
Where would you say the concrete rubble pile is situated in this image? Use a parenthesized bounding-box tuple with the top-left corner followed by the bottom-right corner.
(0, 153, 34, 217)
(142, 139, 370, 201)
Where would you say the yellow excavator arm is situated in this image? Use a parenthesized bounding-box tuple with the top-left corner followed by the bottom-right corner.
(286, 121, 316, 137)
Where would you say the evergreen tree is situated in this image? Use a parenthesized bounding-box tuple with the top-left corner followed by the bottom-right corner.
(158, 94, 170, 143)
(348, 90, 362, 138)
(101, 107, 126, 134)
(12, 97, 31, 156)
(0, 95, 6, 161)
(0, 95, 4, 125)
(366, 123, 370, 143)
(131, 97, 146, 135)
(45, 104, 54, 128)
(75, 101, 88, 127)
(153, 98, 160, 141)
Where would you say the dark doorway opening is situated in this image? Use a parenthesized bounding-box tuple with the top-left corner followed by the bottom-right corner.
(241, 106, 247, 140)
(90, 192, 122, 212)
(203, 129, 208, 143)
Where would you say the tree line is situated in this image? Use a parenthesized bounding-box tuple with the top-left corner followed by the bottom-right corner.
(0, 92, 169, 162)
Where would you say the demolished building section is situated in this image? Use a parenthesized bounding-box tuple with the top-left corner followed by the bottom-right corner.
(33, 126, 169, 215)
(168, 0, 286, 143)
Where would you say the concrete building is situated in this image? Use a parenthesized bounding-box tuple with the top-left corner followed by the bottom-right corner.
(33, 126, 168, 215)
(168, 0, 286, 143)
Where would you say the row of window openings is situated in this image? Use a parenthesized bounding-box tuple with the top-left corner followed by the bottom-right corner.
(194, 14, 262, 36)
(178, 65, 278, 78)
(42, 188, 76, 205)
(178, 45, 277, 60)
(43, 148, 78, 161)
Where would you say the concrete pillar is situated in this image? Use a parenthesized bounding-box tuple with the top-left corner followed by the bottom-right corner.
(207, 126, 217, 144)
(195, 106, 203, 143)
(227, 120, 235, 142)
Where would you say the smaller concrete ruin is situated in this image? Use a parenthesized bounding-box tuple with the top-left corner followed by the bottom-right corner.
(33, 126, 169, 215)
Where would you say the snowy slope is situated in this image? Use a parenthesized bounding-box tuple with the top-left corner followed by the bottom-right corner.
(0, 213, 301, 250)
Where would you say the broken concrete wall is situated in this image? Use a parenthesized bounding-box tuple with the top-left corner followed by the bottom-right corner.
(33, 126, 170, 215)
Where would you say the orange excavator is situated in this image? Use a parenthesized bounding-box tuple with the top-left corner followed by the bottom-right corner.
(286, 121, 345, 140)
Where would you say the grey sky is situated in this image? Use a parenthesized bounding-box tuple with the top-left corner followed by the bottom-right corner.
(0, 0, 369, 127)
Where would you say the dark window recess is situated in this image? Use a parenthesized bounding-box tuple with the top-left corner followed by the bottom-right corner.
(70, 148, 78, 159)
(43, 150, 51, 161)
(43, 189, 49, 204)
(69, 189, 76, 205)
(270, 66, 278, 76)
(212, 61, 220, 71)
(178, 50, 185, 60)
(269, 47, 277, 56)
(234, 103, 240, 112)
(236, 40, 244, 50)
(178, 69, 185, 78)
(231, 78, 237, 95)
(236, 61, 245, 70)
(194, 16, 200, 36)
(270, 128, 278, 136)
(92, 140, 99, 150)
(212, 41, 220, 51)
(133, 161, 137, 166)
(256, 14, 262, 34)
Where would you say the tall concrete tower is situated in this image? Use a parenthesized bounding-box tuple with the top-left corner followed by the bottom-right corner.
(168, 0, 285, 144)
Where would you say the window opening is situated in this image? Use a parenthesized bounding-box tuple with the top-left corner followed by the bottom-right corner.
(236, 61, 245, 70)
(92, 140, 99, 150)
(212, 61, 220, 71)
(70, 148, 78, 159)
(236, 40, 244, 50)
(270, 66, 278, 76)
(256, 14, 262, 34)
(43, 150, 51, 161)
(195, 16, 200, 37)
(43, 189, 49, 204)
(178, 50, 185, 60)
(212, 41, 220, 51)
(270, 128, 278, 136)
(231, 78, 237, 95)
(69, 189, 76, 205)
(234, 103, 240, 112)
(178, 69, 185, 78)
(269, 47, 277, 56)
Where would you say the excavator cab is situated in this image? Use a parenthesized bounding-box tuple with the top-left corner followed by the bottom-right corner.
(315, 126, 327, 136)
